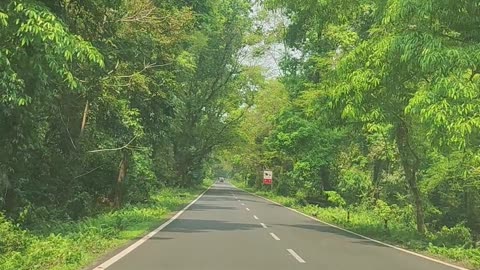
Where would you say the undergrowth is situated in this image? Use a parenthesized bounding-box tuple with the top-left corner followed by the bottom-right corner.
(234, 181, 480, 270)
(0, 181, 211, 270)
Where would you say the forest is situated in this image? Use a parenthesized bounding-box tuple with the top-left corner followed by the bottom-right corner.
(1, 0, 480, 269)
(217, 0, 480, 268)
(0, 0, 252, 268)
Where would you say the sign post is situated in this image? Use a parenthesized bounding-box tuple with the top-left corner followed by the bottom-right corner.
(263, 170, 273, 185)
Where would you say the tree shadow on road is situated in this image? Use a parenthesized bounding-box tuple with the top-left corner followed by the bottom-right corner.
(164, 219, 260, 234)
(238, 198, 264, 203)
(188, 204, 238, 211)
(266, 203, 285, 208)
(200, 196, 239, 202)
(147, 237, 174, 240)
(273, 223, 386, 248)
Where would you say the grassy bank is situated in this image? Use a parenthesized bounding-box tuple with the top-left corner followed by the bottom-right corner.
(233, 182, 480, 270)
(0, 181, 211, 270)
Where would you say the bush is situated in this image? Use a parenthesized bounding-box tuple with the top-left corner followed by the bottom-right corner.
(430, 224, 473, 248)
(274, 176, 295, 197)
(0, 214, 27, 254)
(302, 204, 320, 217)
(66, 192, 94, 220)
(242, 186, 479, 269)
(126, 152, 158, 204)
(0, 184, 207, 270)
(427, 245, 480, 268)
(325, 191, 346, 207)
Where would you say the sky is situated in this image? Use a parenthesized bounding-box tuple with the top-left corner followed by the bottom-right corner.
(239, 1, 287, 79)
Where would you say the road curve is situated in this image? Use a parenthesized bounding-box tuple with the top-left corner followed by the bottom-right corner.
(94, 182, 464, 270)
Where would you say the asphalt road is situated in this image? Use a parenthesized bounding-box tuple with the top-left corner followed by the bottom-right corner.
(97, 182, 464, 270)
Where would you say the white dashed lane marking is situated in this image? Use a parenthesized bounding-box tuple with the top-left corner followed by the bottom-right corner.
(287, 249, 306, 263)
(269, 233, 280, 241)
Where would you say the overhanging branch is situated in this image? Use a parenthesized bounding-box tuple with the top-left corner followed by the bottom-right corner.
(88, 136, 138, 153)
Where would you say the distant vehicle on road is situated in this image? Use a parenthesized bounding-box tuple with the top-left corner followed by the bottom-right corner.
(219, 177, 225, 183)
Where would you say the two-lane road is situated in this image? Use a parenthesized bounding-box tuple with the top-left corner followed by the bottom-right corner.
(94, 182, 466, 270)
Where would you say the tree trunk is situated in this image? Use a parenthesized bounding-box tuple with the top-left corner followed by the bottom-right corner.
(372, 159, 382, 202)
(80, 100, 89, 137)
(395, 124, 426, 234)
(115, 151, 128, 208)
(319, 165, 331, 191)
(4, 187, 16, 214)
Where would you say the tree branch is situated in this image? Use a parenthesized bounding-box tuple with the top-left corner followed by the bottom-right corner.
(74, 165, 105, 179)
(120, 7, 156, 23)
(88, 136, 138, 153)
(60, 114, 77, 150)
(101, 61, 171, 82)
(114, 62, 172, 79)
(80, 100, 89, 137)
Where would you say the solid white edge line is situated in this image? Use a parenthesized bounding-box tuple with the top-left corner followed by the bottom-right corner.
(253, 215, 259, 220)
(287, 249, 306, 263)
(269, 232, 280, 240)
(93, 185, 213, 270)
(231, 184, 469, 270)
(260, 223, 267, 228)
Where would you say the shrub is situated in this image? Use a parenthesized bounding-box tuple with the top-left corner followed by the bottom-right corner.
(294, 190, 307, 205)
(0, 185, 206, 270)
(303, 204, 320, 217)
(427, 245, 480, 268)
(325, 191, 346, 207)
(373, 200, 399, 230)
(430, 224, 473, 248)
(274, 176, 295, 197)
(0, 214, 27, 254)
(66, 191, 94, 220)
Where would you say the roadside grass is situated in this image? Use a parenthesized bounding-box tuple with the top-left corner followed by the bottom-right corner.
(233, 181, 480, 270)
(0, 180, 212, 270)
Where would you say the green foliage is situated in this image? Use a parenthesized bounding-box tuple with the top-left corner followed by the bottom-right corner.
(0, 213, 27, 254)
(427, 245, 480, 269)
(217, 0, 480, 267)
(1, 0, 252, 223)
(0, 1, 103, 106)
(374, 200, 399, 225)
(0, 186, 206, 270)
(325, 191, 346, 208)
(241, 187, 480, 269)
(3, 0, 480, 268)
(429, 225, 473, 248)
(1, 0, 252, 267)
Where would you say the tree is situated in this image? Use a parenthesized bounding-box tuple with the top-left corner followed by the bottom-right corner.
(0, 0, 253, 221)
(241, 0, 480, 235)
(170, 0, 252, 186)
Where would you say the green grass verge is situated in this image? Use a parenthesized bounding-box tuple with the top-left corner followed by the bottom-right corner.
(0, 180, 212, 270)
(233, 182, 480, 270)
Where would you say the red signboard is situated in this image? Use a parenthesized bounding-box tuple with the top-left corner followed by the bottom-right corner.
(263, 170, 273, 185)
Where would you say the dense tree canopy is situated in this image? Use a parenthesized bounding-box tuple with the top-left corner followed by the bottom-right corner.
(1, 0, 480, 268)
(218, 0, 480, 243)
(0, 0, 252, 222)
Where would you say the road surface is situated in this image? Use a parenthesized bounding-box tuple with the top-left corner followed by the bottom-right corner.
(95, 182, 464, 270)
